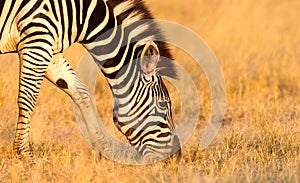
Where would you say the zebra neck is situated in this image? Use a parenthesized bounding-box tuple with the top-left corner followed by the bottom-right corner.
(108, 57, 140, 102)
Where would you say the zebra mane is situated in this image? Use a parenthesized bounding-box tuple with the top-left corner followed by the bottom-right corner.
(107, 0, 178, 79)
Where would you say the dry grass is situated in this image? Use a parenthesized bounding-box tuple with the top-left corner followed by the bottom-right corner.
(1, 0, 300, 182)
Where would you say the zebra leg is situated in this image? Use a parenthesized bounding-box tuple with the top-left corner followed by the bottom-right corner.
(45, 54, 104, 142)
(45, 54, 142, 163)
(14, 40, 53, 164)
(45, 54, 93, 109)
(45, 54, 76, 97)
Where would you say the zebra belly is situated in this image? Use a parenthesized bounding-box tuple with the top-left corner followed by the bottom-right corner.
(0, 38, 18, 53)
(0, 21, 20, 54)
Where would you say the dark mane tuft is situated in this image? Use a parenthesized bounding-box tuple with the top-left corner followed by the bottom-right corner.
(156, 41, 178, 79)
(107, 0, 178, 79)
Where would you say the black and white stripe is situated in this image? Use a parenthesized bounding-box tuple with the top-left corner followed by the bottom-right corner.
(0, 0, 180, 163)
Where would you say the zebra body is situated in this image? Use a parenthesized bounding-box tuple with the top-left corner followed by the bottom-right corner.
(1, 0, 110, 53)
(0, 0, 180, 163)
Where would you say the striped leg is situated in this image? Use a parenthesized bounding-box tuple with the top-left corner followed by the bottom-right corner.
(45, 54, 91, 104)
(45, 54, 103, 144)
(45, 54, 114, 155)
(14, 41, 53, 164)
(45, 54, 76, 97)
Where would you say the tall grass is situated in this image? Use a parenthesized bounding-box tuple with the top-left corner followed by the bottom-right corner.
(0, 0, 300, 182)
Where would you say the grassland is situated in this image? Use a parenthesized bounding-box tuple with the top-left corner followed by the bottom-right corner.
(0, 0, 300, 182)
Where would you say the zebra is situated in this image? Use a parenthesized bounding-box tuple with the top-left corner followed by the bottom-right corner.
(0, 0, 181, 164)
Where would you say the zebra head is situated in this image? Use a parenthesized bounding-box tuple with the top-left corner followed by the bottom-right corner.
(110, 40, 180, 160)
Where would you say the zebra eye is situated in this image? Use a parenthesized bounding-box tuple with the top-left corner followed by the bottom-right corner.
(158, 100, 167, 109)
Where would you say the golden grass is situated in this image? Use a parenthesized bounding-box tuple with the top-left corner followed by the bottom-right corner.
(1, 0, 300, 182)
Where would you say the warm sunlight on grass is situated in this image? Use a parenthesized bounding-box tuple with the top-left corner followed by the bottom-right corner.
(1, 0, 300, 182)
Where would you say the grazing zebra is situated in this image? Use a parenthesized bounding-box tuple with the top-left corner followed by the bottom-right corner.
(0, 0, 180, 163)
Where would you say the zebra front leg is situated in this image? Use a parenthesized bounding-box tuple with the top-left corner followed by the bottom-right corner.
(45, 55, 140, 163)
(14, 71, 43, 164)
(45, 54, 106, 146)
(14, 65, 50, 164)
(14, 40, 53, 164)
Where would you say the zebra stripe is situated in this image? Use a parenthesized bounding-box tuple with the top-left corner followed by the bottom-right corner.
(0, 0, 180, 163)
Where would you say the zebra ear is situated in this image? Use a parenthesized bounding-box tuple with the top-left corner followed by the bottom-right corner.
(140, 41, 160, 75)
